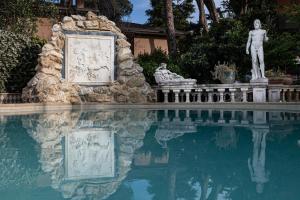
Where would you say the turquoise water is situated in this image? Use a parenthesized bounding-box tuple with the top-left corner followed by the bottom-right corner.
(0, 109, 300, 200)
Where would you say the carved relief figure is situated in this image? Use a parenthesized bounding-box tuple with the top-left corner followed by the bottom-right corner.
(246, 19, 269, 80)
(67, 36, 114, 84)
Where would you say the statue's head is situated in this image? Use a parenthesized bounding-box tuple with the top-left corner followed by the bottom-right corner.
(254, 19, 261, 30)
(159, 63, 167, 69)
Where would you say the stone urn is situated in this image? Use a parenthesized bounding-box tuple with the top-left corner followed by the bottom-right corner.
(220, 71, 236, 84)
(212, 62, 237, 84)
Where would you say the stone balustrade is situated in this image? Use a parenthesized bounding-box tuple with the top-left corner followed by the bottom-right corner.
(157, 109, 300, 126)
(155, 84, 300, 103)
(0, 93, 22, 104)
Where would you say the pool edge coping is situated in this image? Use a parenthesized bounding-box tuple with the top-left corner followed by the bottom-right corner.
(0, 102, 300, 115)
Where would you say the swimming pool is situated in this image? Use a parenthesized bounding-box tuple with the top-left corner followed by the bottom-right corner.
(0, 109, 299, 200)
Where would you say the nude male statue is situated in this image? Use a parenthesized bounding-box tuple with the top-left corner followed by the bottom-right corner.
(246, 19, 269, 80)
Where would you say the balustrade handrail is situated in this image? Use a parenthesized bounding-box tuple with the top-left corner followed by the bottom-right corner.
(0, 93, 22, 104)
(155, 83, 300, 103)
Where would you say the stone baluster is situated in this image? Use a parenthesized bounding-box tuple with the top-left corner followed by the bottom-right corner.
(192, 93, 197, 102)
(230, 110, 238, 123)
(175, 109, 179, 118)
(282, 89, 287, 102)
(197, 89, 202, 103)
(208, 109, 212, 122)
(207, 89, 213, 103)
(296, 89, 300, 102)
(218, 89, 225, 103)
(0, 94, 4, 104)
(186, 110, 190, 118)
(185, 89, 191, 103)
(229, 88, 236, 102)
(288, 88, 293, 102)
(163, 110, 169, 122)
(174, 109, 180, 122)
(218, 110, 225, 123)
(241, 88, 248, 102)
(281, 89, 285, 102)
(173, 90, 180, 103)
(162, 90, 169, 103)
(241, 110, 249, 124)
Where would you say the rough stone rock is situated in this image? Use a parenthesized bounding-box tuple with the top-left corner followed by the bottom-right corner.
(76, 21, 85, 28)
(52, 24, 61, 32)
(84, 20, 99, 29)
(116, 39, 131, 49)
(86, 11, 98, 20)
(117, 48, 133, 62)
(128, 89, 147, 103)
(22, 12, 155, 104)
(126, 74, 146, 88)
(85, 93, 112, 102)
(118, 60, 134, 70)
(62, 20, 77, 31)
(71, 15, 86, 21)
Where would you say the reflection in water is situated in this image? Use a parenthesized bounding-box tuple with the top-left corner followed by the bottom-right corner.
(65, 129, 115, 180)
(248, 128, 269, 194)
(21, 110, 155, 199)
(0, 109, 300, 199)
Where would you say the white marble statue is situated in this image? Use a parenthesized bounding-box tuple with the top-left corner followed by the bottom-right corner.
(154, 63, 196, 85)
(246, 19, 269, 81)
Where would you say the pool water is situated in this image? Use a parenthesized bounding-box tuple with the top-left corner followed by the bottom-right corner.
(0, 109, 300, 200)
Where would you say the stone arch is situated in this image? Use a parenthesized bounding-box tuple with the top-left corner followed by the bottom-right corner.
(22, 12, 155, 104)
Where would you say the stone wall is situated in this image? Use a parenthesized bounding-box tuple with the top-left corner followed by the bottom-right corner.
(22, 12, 155, 104)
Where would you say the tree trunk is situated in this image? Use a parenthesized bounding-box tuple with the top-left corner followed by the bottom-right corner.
(204, 0, 219, 23)
(240, 0, 249, 15)
(165, 0, 177, 58)
(196, 0, 209, 32)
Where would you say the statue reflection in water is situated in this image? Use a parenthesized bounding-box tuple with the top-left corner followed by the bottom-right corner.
(248, 128, 270, 194)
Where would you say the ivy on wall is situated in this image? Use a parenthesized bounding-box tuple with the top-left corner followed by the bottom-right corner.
(0, 30, 45, 93)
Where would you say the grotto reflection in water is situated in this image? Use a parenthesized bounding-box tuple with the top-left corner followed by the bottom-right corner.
(0, 109, 300, 199)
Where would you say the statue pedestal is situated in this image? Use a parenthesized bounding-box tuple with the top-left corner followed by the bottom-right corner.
(250, 78, 269, 103)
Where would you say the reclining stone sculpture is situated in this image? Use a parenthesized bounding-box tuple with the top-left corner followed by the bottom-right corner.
(154, 63, 196, 86)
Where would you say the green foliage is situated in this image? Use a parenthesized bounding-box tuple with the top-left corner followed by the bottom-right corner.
(0, 0, 58, 35)
(222, 0, 278, 33)
(96, 0, 133, 21)
(0, 30, 45, 92)
(146, 0, 195, 30)
(179, 11, 300, 82)
(265, 32, 300, 73)
(180, 19, 250, 83)
(137, 49, 182, 85)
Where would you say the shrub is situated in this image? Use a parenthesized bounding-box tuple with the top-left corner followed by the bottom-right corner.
(180, 19, 249, 83)
(0, 30, 45, 92)
(137, 49, 182, 85)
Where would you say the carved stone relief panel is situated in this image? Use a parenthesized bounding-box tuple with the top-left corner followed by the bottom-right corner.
(65, 128, 115, 180)
(65, 34, 115, 85)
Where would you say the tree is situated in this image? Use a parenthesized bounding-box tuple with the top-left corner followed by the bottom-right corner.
(204, 0, 220, 23)
(0, 0, 58, 35)
(165, 0, 177, 58)
(96, 0, 133, 22)
(195, 0, 209, 32)
(195, 0, 219, 32)
(146, 0, 195, 30)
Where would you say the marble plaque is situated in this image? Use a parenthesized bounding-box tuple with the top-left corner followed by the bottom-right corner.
(65, 128, 115, 180)
(65, 34, 115, 85)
